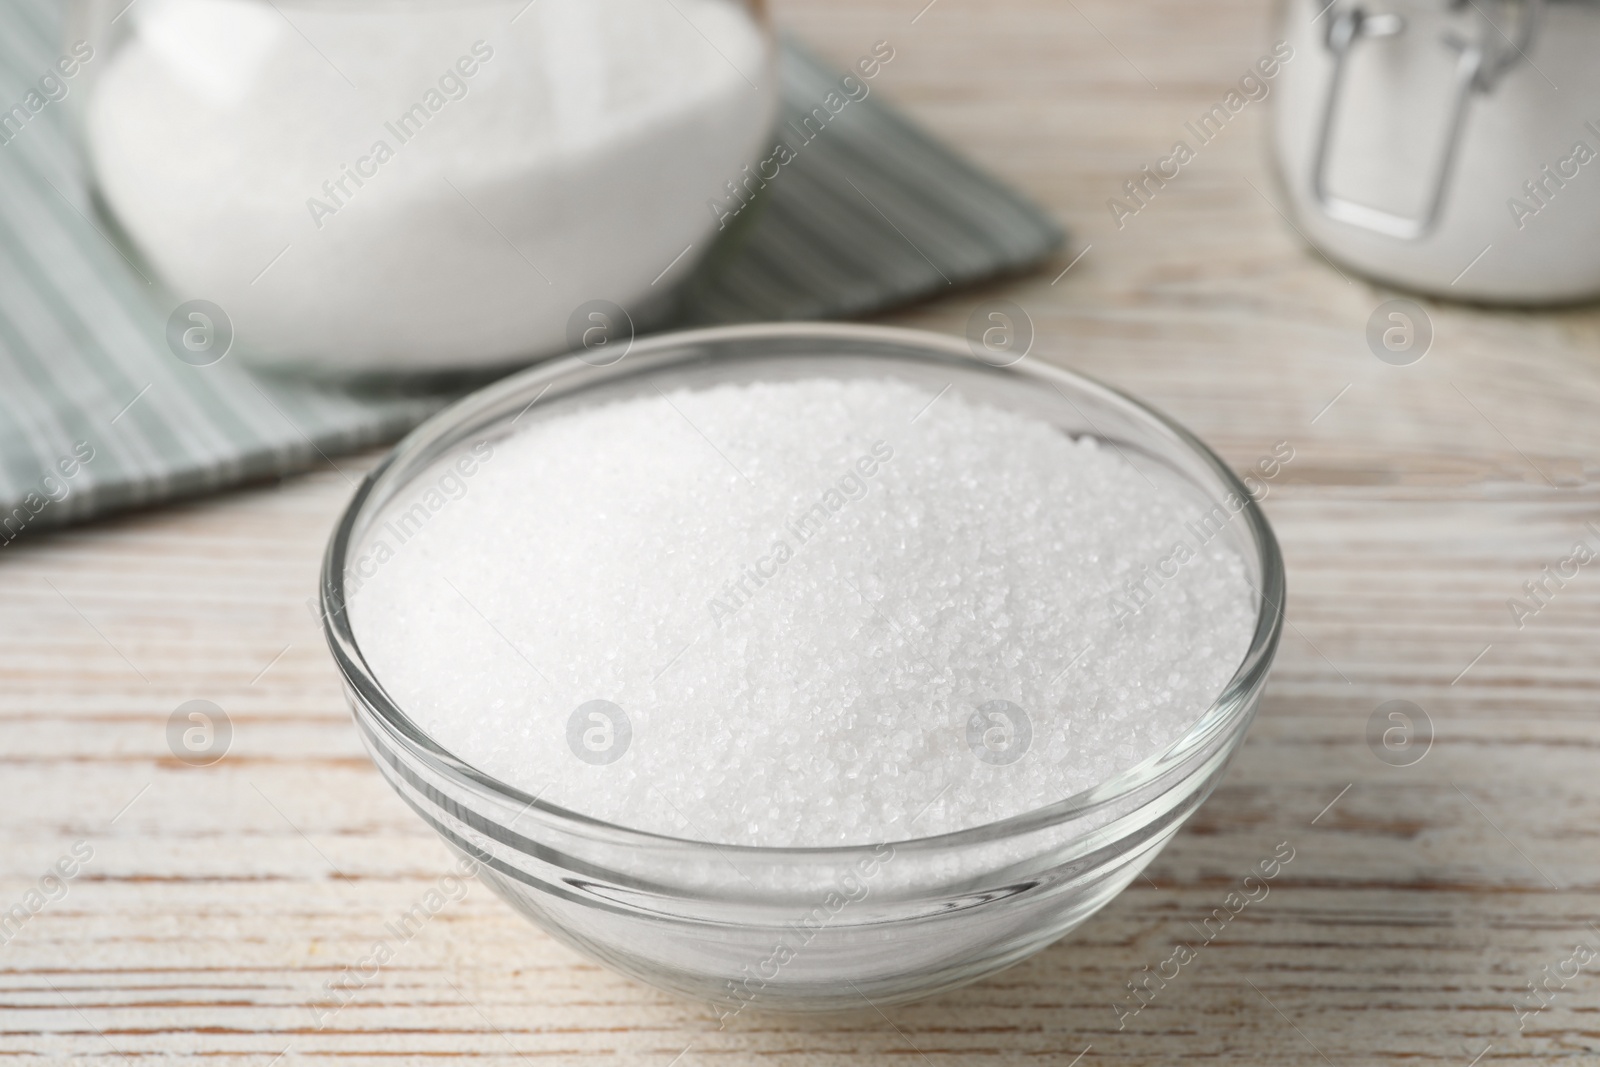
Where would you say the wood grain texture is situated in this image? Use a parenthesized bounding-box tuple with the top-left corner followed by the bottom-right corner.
(2, 0, 1598, 1062)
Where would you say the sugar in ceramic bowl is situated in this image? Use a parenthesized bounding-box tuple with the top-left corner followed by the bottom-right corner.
(320, 323, 1285, 1011)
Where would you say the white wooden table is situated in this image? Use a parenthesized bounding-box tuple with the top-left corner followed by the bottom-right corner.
(2, 0, 1597, 1062)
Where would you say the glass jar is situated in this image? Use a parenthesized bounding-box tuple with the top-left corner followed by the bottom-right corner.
(1271, 0, 1600, 302)
(66, 0, 777, 373)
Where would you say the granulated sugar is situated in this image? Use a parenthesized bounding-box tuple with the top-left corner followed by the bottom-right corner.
(351, 377, 1257, 847)
(85, 0, 773, 371)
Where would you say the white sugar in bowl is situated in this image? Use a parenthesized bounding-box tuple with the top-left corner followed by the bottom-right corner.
(68, 0, 777, 372)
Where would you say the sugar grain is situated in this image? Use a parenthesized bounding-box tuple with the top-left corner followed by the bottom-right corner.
(352, 377, 1257, 847)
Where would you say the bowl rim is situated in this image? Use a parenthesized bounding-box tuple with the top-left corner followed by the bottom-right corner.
(321, 321, 1285, 859)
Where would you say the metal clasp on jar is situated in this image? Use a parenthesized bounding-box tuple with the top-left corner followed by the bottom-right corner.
(1308, 0, 1543, 239)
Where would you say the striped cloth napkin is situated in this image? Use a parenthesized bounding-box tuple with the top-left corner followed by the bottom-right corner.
(0, 2, 1061, 540)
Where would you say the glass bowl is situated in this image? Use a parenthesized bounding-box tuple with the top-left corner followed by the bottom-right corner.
(318, 322, 1285, 1013)
(66, 0, 776, 373)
